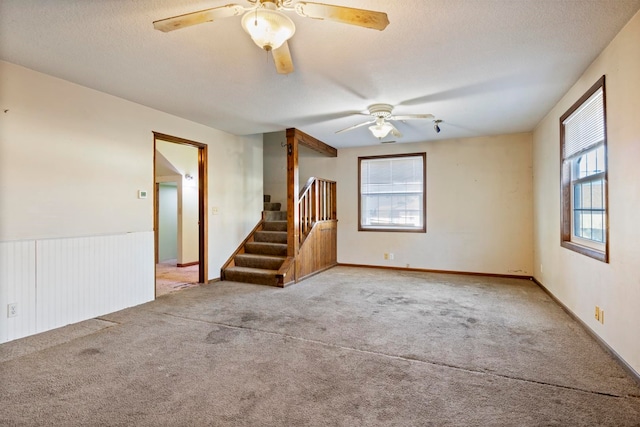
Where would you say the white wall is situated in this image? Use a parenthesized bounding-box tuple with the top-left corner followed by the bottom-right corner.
(333, 134, 533, 275)
(0, 233, 154, 343)
(158, 183, 178, 262)
(533, 10, 640, 374)
(0, 241, 36, 342)
(0, 61, 262, 342)
(156, 141, 199, 265)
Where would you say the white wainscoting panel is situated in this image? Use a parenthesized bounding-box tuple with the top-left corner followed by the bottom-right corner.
(35, 232, 155, 334)
(0, 241, 37, 343)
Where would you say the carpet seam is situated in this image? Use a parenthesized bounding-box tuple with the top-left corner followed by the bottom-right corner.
(153, 309, 637, 400)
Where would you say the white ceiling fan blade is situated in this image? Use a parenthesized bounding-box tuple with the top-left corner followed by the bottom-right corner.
(294, 2, 390, 31)
(335, 119, 376, 134)
(389, 114, 435, 121)
(153, 4, 245, 32)
(389, 123, 403, 138)
(272, 41, 294, 75)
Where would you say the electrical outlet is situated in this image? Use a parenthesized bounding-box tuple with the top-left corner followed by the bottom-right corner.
(388, 253, 394, 260)
(600, 310, 604, 324)
(384, 253, 389, 260)
(7, 303, 17, 318)
(595, 306, 600, 321)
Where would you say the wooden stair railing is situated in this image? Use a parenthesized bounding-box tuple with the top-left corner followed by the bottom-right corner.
(298, 177, 337, 246)
(293, 176, 338, 281)
(221, 128, 338, 287)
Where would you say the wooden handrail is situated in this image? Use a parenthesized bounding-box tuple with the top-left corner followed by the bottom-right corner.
(298, 177, 337, 247)
(286, 129, 339, 284)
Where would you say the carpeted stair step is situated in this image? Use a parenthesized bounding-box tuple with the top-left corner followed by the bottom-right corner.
(263, 202, 281, 211)
(254, 230, 287, 244)
(245, 241, 287, 256)
(264, 211, 287, 221)
(223, 266, 278, 286)
(263, 220, 287, 232)
(221, 199, 289, 287)
(234, 254, 285, 270)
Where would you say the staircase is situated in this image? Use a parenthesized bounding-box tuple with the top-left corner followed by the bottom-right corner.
(221, 196, 289, 286)
(221, 176, 337, 287)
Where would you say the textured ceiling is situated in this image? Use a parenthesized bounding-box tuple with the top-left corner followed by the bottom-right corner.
(1, 0, 639, 148)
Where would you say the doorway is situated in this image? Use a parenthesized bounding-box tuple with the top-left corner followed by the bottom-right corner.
(153, 132, 208, 297)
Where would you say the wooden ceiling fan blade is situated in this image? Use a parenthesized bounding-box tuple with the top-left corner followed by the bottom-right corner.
(153, 4, 245, 32)
(389, 123, 403, 138)
(272, 42, 294, 75)
(335, 119, 375, 134)
(294, 2, 389, 31)
(389, 114, 435, 121)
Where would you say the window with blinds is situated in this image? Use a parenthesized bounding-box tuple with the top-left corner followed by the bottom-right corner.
(358, 153, 426, 232)
(563, 88, 604, 159)
(560, 76, 608, 262)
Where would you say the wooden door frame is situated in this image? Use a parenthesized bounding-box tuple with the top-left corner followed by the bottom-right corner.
(153, 131, 208, 287)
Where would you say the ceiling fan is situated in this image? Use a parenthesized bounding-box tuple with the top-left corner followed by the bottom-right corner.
(153, 0, 389, 75)
(336, 104, 436, 140)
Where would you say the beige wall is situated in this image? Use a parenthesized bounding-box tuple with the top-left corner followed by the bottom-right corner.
(533, 11, 640, 374)
(299, 144, 338, 187)
(0, 60, 263, 278)
(263, 131, 287, 207)
(263, 131, 339, 210)
(0, 60, 262, 341)
(329, 133, 533, 275)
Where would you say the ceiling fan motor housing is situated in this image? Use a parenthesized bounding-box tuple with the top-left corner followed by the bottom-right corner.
(368, 103, 394, 118)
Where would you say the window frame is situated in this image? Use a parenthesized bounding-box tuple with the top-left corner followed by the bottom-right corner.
(560, 75, 609, 262)
(358, 152, 427, 233)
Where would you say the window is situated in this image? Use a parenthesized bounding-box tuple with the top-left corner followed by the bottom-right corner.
(560, 76, 608, 262)
(358, 153, 426, 232)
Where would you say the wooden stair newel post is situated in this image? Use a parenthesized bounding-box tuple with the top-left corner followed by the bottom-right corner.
(286, 128, 300, 282)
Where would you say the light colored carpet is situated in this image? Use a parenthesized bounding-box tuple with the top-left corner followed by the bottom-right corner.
(155, 259, 200, 297)
(1, 266, 639, 426)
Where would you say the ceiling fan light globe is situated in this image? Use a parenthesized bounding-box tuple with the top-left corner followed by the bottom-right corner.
(369, 121, 393, 139)
(241, 9, 296, 51)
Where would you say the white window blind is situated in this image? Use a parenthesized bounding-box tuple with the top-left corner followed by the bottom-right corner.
(361, 157, 423, 194)
(360, 154, 425, 231)
(563, 88, 604, 159)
